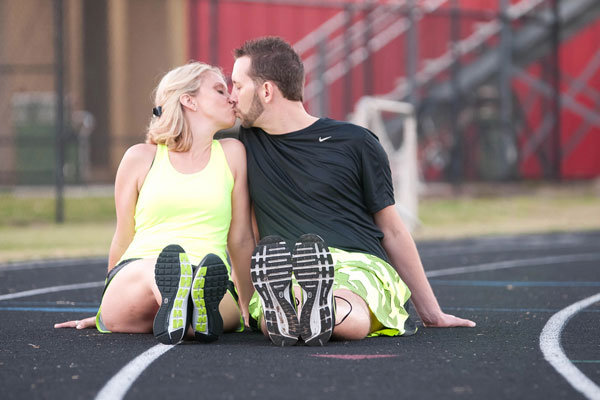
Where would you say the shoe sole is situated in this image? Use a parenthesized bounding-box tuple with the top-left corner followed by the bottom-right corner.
(251, 236, 299, 346)
(192, 254, 229, 343)
(153, 244, 193, 345)
(292, 234, 335, 346)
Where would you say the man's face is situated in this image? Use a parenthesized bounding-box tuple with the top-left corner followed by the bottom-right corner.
(230, 56, 265, 128)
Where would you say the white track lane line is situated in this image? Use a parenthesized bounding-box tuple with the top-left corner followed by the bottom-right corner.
(425, 253, 600, 277)
(0, 280, 176, 400)
(0, 281, 104, 301)
(418, 233, 589, 258)
(539, 293, 600, 400)
(94, 344, 175, 400)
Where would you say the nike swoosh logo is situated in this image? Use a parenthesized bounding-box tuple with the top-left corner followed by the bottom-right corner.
(319, 136, 332, 142)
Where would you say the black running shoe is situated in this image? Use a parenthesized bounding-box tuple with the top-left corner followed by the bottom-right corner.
(251, 236, 299, 346)
(292, 234, 335, 346)
(191, 253, 229, 343)
(153, 244, 194, 345)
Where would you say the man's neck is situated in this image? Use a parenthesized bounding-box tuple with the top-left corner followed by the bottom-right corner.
(258, 101, 319, 135)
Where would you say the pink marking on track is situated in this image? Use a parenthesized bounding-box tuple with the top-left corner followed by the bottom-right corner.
(312, 354, 398, 360)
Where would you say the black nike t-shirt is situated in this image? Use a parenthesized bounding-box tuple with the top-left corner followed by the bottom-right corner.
(239, 118, 395, 262)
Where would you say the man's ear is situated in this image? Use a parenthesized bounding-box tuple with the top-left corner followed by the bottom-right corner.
(261, 81, 277, 104)
(179, 93, 197, 111)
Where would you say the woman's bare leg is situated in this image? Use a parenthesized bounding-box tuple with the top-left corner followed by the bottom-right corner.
(99, 259, 160, 333)
(70, 257, 240, 336)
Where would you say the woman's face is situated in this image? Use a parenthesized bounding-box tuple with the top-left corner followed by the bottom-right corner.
(195, 71, 236, 130)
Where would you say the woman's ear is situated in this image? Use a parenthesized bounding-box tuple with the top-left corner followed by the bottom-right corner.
(180, 93, 197, 111)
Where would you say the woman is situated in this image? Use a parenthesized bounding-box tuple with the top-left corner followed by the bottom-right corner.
(55, 62, 255, 345)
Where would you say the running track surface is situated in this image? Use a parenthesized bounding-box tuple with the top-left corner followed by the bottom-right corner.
(1, 231, 599, 400)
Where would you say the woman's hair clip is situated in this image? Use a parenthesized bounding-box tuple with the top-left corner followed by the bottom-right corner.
(152, 106, 163, 117)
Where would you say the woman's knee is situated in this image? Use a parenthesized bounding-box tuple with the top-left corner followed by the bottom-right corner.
(100, 311, 154, 333)
(99, 259, 159, 332)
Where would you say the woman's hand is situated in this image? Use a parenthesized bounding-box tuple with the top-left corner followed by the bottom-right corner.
(54, 316, 96, 330)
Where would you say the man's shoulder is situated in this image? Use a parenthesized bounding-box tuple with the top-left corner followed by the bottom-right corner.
(318, 118, 365, 132)
(316, 118, 372, 139)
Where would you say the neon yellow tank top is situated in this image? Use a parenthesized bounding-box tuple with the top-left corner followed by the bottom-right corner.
(119, 141, 233, 266)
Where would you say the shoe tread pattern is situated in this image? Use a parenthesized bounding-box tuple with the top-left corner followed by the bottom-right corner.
(153, 244, 193, 345)
(192, 254, 229, 343)
(251, 236, 299, 346)
(293, 234, 335, 346)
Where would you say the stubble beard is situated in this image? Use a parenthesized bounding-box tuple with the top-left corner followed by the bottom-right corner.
(239, 91, 265, 128)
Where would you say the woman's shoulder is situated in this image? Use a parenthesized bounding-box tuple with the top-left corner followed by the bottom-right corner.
(218, 138, 246, 157)
(123, 143, 157, 162)
(114, 143, 158, 189)
(118, 143, 157, 171)
(218, 138, 246, 178)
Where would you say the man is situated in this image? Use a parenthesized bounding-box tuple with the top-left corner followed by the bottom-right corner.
(230, 36, 475, 347)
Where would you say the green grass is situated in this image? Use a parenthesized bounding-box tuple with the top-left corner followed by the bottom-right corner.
(415, 194, 600, 240)
(0, 195, 115, 226)
(0, 187, 598, 262)
(0, 222, 115, 262)
(0, 194, 116, 262)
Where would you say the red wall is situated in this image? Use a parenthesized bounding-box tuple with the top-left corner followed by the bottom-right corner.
(558, 22, 600, 179)
(188, 1, 339, 76)
(188, 0, 600, 179)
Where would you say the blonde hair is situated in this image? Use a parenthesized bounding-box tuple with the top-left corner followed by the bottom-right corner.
(146, 62, 224, 152)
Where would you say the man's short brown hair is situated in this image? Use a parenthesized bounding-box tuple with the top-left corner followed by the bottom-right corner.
(234, 36, 304, 101)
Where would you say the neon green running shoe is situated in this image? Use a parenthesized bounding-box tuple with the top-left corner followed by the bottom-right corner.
(153, 244, 194, 345)
(191, 253, 228, 343)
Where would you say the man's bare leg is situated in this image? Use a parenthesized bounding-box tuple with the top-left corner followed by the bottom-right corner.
(259, 287, 382, 341)
(331, 289, 386, 340)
